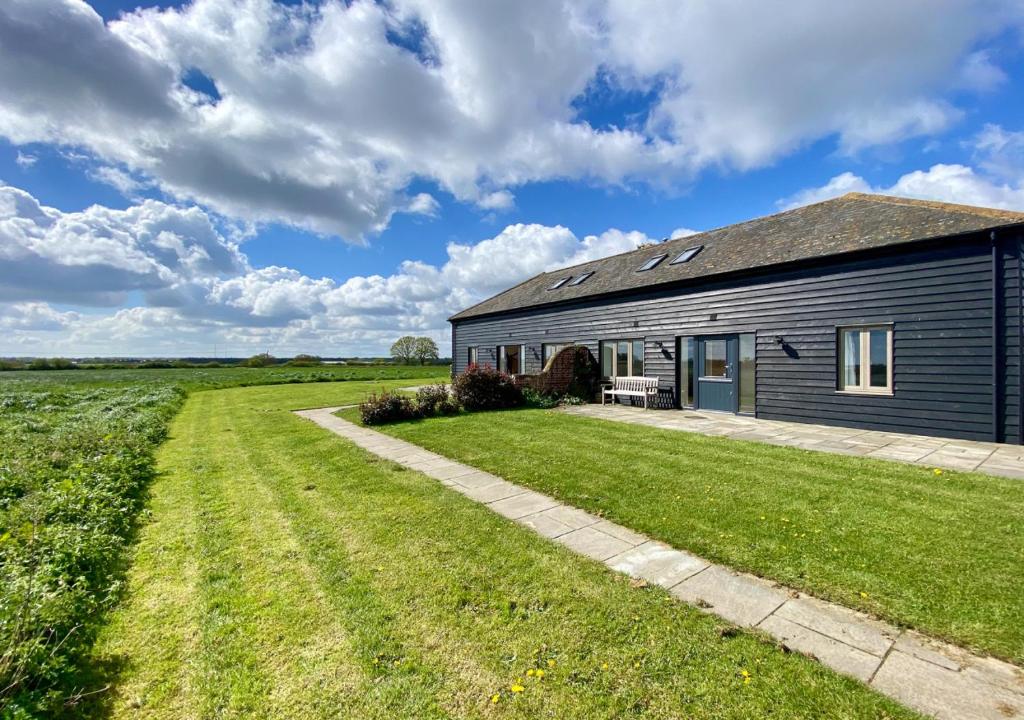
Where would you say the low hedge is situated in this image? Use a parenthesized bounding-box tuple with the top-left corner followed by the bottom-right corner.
(451, 366, 523, 411)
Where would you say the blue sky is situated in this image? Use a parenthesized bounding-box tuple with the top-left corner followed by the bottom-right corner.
(1, 0, 1023, 357)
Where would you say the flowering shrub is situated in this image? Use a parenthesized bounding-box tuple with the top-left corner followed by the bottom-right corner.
(359, 389, 421, 425)
(415, 384, 460, 417)
(452, 365, 524, 411)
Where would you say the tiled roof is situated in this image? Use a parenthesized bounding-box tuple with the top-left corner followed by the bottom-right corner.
(450, 193, 1024, 321)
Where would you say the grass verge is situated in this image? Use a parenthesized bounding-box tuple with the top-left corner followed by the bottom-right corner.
(346, 407, 1024, 665)
(87, 383, 917, 718)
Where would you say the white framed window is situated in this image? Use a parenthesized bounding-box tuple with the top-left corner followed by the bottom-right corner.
(467, 347, 478, 367)
(837, 326, 893, 395)
(497, 344, 525, 375)
(600, 339, 644, 378)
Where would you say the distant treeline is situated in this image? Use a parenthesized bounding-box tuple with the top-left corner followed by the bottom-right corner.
(0, 354, 452, 371)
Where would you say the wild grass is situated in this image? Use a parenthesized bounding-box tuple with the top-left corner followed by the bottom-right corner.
(86, 383, 917, 718)
(353, 407, 1024, 665)
(0, 363, 450, 392)
(0, 385, 184, 715)
(0, 369, 443, 716)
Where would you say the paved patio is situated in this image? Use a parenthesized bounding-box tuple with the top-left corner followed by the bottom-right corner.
(297, 406, 1024, 720)
(563, 404, 1024, 479)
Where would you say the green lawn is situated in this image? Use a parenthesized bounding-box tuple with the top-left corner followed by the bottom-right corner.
(84, 382, 917, 719)
(352, 407, 1024, 665)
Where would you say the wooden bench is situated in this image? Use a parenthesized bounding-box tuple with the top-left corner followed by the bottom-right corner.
(602, 376, 659, 409)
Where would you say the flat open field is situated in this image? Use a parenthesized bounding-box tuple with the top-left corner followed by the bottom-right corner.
(0, 363, 450, 391)
(81, 382, 916, 718)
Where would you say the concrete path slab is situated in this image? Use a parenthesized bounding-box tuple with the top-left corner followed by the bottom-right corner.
(563, 404, 1024, 480)
(295, 406, 1024, 720)
(670, 565, 788, 627)
(607, 541, 708, 588)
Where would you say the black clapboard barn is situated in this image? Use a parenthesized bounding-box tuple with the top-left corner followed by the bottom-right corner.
(448, 193, 1024, 444)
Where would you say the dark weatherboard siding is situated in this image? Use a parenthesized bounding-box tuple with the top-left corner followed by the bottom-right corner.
(452, 231, 1024, 444)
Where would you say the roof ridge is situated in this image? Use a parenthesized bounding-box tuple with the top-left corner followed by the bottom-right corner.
(840, 191, 1024, 221)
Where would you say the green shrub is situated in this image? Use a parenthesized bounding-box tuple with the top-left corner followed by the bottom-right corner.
(559, 394, 587, 406)
(523, 387, 560, 409)
(359, 390, 421, 425)
(137, 359, 175, 369)
(284, 354, 322, 367)
(242, 353, 276, 368)
(451, 365, 523, 411)
(415, 384, 459, 416)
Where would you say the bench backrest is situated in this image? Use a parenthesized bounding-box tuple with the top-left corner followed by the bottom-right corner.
(612, 376, 658, 392)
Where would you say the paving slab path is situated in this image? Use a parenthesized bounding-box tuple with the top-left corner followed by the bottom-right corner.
(296, 406, 1024, 720)
(564, 404, 1024, 480)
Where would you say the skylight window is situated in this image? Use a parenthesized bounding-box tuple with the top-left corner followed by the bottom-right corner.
(548, 276, 571, 290)
(568, 271, 594, 286)
(637, 254, 668, 272)
(670, 245, 704, 265)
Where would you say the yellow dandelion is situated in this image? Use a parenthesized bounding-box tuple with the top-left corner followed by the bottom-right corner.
(933, 468, 943, 475)
(601, 662, 609, 671)
(526, 668, 535, 677)
(547, 659, 556, 668)
(536, 669, 545, 679)
(511, 684, 525, 693)
(491, 694, 500, 704)
(859, 591, 869, 599)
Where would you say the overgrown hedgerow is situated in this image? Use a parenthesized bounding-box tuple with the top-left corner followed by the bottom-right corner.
(0, 386, 185, 717)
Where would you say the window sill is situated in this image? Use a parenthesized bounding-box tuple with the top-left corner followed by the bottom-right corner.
(834, 389, 894, 397)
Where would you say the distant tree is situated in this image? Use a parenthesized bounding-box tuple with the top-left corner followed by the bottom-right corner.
(390, 336, 418, 364)
(243, 352, 276, 368)
(286, 354, 321, 367)
(414, 337, 439, 365)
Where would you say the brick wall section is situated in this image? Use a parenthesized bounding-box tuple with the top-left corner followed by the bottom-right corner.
(515, 346, 598, 397)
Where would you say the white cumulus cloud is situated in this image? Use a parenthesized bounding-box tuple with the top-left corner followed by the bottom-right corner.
(0, 181, 652, 355)
(0, 0, 1020, 241)
(780, 124, 1024, 211)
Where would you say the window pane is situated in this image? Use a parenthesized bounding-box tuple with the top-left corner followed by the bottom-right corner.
(869, 329, 888, 388)
(842, 330, 860, 388)
(617, 341, 629, 377)
(632, 340, 644, 376)
(601, 342, 613, 378)
(739, 333, 755, 413)
(506, 345, 521, 374)
(468, 347, 477, 366)
(703, 339, 727, 377)
(680, 337, 694, 406)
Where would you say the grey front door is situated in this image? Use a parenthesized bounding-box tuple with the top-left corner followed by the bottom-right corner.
(697, 335, 738, 412)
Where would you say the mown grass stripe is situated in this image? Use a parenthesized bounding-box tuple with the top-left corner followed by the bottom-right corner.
(185, 390, 366, 718)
